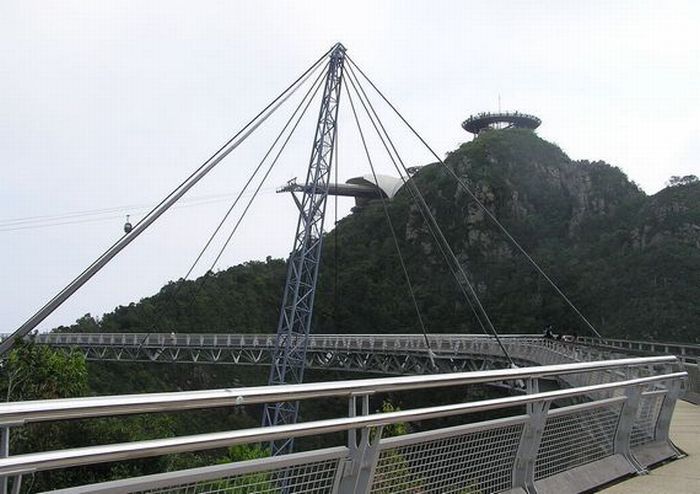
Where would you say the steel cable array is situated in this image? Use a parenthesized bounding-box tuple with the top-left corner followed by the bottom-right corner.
(134, 58, 331, 351)
(0, 45, 335, 357)
(344, 63, 514, 365)
(346, 55, 602, 339)
(343, 76, 437, 365)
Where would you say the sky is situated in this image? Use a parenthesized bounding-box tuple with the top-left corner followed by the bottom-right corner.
(1, 1, 699, 333)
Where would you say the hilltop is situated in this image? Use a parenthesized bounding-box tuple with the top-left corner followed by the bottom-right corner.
(60, 130, 700, 342)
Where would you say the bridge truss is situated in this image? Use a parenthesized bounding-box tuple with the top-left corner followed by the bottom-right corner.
(36, 333, 537, 375)
(263, 44, 346, 454)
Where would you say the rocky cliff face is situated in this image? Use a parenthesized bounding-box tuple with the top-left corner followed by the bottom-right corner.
(633, 184, 700, 250)
(313, 129, 699, 342)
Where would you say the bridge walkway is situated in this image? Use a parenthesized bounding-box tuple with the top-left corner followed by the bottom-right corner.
(602, 400, 699, 494)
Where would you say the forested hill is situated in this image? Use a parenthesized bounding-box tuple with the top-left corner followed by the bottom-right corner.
(59, 129, 700, 343)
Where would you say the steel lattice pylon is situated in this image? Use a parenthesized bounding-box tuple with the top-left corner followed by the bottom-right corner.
(262, 44, 346, 455)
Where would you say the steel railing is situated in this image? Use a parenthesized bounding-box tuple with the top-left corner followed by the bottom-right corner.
(0, 356, 675, 426)
(0, 357, 687, 494)
(26, 332, 699, 405)
(575, 336, 699, 404)
(577, 336, 700, 365)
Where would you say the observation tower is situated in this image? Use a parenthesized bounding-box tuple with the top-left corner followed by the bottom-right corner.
(462, 111, 541, 135)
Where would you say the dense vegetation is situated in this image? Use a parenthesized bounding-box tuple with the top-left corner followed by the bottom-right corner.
(61, 129, 699, 342)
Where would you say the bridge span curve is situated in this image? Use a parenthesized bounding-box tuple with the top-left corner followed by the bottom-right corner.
(31, 332, 628, 378)
(0, 332, 694, 493)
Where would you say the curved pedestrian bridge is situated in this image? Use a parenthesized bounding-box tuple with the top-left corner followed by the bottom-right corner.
(0, 333, 696, 494)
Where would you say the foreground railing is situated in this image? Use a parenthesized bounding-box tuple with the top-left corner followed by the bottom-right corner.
(577, 336, 700, 366)
(578, 336, 700, 404)
(0, 356, 686, 494)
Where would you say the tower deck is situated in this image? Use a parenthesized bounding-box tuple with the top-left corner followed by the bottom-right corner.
(462, 111, 541, 134)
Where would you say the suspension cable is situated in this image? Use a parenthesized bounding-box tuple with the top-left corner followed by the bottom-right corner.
(207, 71, 327, 272)
(344, 64, 515, 366)
(176, 60, 328, 315)
(0, 48, 334, 357)
(347, 56, 602, 339)
(343, 80, 436, 363)
(343, 65, 489, 337)
(182, 61, 330, 282)
(133, 60, 331, 350)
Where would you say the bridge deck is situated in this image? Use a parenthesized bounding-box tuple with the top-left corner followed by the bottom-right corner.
(602, 400, 699, 494)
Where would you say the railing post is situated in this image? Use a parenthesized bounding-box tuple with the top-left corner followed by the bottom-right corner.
(525, 377, 539, 413)
(613, 385, 645, 473)
(8, 477, 20, 494)
(0, 426, 8, 494)
(0, 426, 19, 494)
(336, 393, 382, 494)
(512, 380, 549, 494)
(655, 379, 683, 456)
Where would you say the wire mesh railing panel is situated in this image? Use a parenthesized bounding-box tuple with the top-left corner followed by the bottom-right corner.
(370, 422, 524, 494)
(534, 403, 622, 480)
(630, 393, 664, 448)
(126, 458, 340, 494)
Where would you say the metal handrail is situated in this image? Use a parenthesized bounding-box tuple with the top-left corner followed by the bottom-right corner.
(0, 356, 677, 426)
(577, 336, 700, 364)
(0, 371, 686, 476)
(31, 332, 542, 345)
(47, 447, 351, 494)
(578, 336, 700, 351)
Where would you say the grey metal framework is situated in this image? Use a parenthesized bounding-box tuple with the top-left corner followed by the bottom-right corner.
(0, 357, 685, 494)
(577, 336, 700, 404)
(27, 333, 613, 373)
(462, 111, 542, 134)
(276, 178, 383, 201)
(264, 44, 346, 454)
(576, 336, 700, 366)
(32, 331, 700, 402)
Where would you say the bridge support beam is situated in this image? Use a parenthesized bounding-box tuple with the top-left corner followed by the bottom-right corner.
(0, 427, 20, 494)
(264, 43, 346, 456)
(655, 378, 683, 457)
(336, 394, 382, 494)
(614, 386, 646, 473)
(512, 378, 548, 494)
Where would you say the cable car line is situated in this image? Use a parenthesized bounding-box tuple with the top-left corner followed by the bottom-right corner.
(0, 191, 275, 228)
(0, 191, 278, 232)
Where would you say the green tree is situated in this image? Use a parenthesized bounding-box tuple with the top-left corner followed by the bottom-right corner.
(667, 174, 698, 187)
(0, 342, 183, 493)
(2, 339, 88, 402)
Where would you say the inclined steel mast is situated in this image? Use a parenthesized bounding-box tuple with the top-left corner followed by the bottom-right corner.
(262, 44, 346, 455)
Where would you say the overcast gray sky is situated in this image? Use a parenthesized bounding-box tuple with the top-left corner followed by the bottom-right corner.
(1, 1, 699, 333)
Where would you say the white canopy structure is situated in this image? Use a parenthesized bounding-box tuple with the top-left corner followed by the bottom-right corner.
(346, 174, 406, 200)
